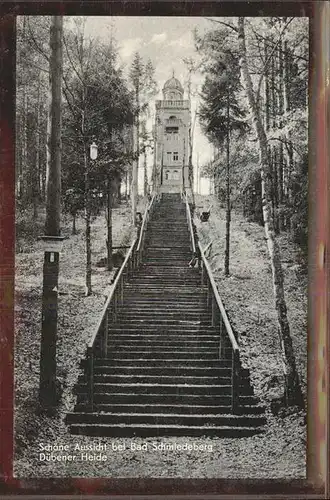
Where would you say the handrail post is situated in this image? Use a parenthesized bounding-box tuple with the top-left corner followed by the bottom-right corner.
(128, 255, 132, 278)
(231, 349, 239, 414)
(219, 318, 224, 359)
(211, 296, 216, 326)
(201, 260, 205, 285)
(113, 289, 118, 322)
(207, 278, 212, 307)
(87, 346, 94, 411)
(120, 274, 124, 305)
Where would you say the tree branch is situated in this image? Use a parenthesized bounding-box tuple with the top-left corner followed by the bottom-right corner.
(26, 17, 50, 63)
(267, 137, 303, 158)
(63, 31, 84, 86)
(256, 17, 295, 102)
(205, 17, 239, 33)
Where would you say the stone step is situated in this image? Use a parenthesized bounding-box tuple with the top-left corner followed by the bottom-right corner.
(125, 279, 202, 286)
(115, 319, 214, 328)
(106, 334, 221, 341)
(122, 296, 206, 303)
(106, 344, 229, 353)
(78, 374, 249, 387)
(121, 301, 206, 308)
(73, 403, 265, 415)
(76, 392, 259, 406)
(67, 423, 263, 437)
(116, 311, 212, 320)
(135, 266, 197, 273)
(106, 350, 220, 359)
(100, 324, 222, 333)
(105, 325, 220, 333)
(79, 361, 238, 375)
(90, 365, 240, 376)
(75, 383, 245, 396)
(124, 285, 206, 292)
(66, 412, 265, 428)
(86, 358, 233, 368)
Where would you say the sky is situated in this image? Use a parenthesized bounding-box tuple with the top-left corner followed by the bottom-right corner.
(82, 16, 216, 193)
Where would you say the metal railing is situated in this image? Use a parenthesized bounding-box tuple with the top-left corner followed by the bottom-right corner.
(184, 195, 240, 413)
(85, 194, 156, 410)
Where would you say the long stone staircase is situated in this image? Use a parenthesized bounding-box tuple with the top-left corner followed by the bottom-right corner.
(66, 194, 266, 436)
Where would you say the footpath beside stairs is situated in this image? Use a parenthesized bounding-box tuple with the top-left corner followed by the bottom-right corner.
(66, 193, 266, 437)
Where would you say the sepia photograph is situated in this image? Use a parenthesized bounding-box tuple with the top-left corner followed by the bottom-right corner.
(14, 14, 308, 479)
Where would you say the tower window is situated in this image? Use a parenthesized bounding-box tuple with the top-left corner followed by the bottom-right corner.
(165, 126, 179, 134)
(166, 152, 172, 163)
(173, 152, 179, 161)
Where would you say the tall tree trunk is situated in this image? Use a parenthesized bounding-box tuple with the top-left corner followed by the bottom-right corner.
(84, 142, 92, 296)
(271, 47, 279, 232)
(40, 15, 63, 408)
(237, 17, 303, 408)
(224, 89, 230, 276)
(34, 75, 41, 218)
(117, 175, 121, 203)
(143, 149, 148, 196)
(272, 146, 279, 234)
(107, 176, 113, 271)
(283, 40, 293, 230)
(131, 89, 139, 225)
(21, 85, 28, 201)
(125, 169, 130, 201)
(277, 32, 284, 231)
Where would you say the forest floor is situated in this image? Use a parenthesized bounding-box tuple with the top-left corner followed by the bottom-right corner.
(14, 195, 307, 479)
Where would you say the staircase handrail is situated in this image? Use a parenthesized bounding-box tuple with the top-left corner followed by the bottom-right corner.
(85, 195, 156, 410)
(183, 192, 196, 255)
(199, 241, 239, 352)
(137, 193, 156, 255)
(198, 240, 240, 413)
(87, 237, 137, 350)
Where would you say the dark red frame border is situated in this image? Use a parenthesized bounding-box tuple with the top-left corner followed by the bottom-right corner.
(0, 1, 328, 498)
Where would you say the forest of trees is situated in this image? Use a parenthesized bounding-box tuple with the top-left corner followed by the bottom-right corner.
(16, 16, 157, 288)
(16, 16, 308, 408)
(196, 17, 308, 406)
(197, 17, 308, 257)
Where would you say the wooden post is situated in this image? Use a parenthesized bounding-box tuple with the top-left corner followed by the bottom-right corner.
(201, 260, 204, 285)
(207, 280, 211, 307)
(87, 346, 94, 411)
(231, 349, 239, 414)
(211, 296, 216, 326)
(127, 255, 131, 279)
(219, 318, 224, 359)
(103, 310, 109, 357)
(113, 290, 118, 322)
(120, 274, 124, 305)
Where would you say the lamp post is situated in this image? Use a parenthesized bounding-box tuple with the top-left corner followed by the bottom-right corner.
(39, 16, 64, 408)
(84, 140, 98, 295)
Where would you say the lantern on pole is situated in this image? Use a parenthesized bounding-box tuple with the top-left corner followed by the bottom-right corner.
(90, 141, 98, 160)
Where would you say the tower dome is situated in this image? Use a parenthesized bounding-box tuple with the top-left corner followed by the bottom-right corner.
(162, 73, 184, 100)
(163, 76, 184, 93)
